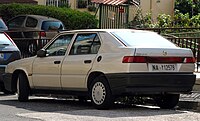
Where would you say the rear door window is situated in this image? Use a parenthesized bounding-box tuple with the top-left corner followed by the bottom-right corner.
(70, 33, 101, 55)
(41, 21, 64, 31)
(7, 16, 26, 28)
(25, 17, 38, 28)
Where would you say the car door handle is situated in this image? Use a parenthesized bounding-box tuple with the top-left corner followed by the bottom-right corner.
(84, 60, 92, 64)
(54, 61, 61, 64)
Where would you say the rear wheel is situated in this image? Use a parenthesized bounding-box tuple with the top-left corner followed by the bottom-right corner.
(90, 75, 114, 109)
(17, 73, 30, 102)
(154, 94, 180, 109)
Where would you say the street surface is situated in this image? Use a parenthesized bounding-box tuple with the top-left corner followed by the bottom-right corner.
(0, 94, 200, 121)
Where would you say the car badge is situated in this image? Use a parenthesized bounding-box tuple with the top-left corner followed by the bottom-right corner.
(163, 51, 167, 56)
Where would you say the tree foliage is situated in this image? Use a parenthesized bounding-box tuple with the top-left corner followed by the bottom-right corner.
(175, 0, 200, 17)
(129, 8, 200, 28)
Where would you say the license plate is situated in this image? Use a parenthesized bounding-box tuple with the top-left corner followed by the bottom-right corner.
(149, 64, 177, 72)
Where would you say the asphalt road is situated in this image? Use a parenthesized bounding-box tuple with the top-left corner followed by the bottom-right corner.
(0, 94, 200, 121)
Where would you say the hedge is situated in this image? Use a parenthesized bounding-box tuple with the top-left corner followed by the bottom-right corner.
(0, 3, 98, 29)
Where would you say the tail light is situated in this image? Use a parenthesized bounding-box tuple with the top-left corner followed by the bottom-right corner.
(39, 31, 46, 37)
(122, 56, 196, 63)
(184, 57, 196, 63)
(122, 56, 146, 63)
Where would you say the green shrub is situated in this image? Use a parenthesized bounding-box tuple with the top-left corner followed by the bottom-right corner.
(0, 3, 98, 29)
(128, 9, 153, 28)
(157, 14, 172, 28)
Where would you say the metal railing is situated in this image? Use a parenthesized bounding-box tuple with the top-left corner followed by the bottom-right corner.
(46, 0, 68, 7)
(13, 38, 51, 58)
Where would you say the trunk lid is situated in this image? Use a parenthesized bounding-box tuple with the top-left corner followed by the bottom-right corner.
(134, 47, 193, 57)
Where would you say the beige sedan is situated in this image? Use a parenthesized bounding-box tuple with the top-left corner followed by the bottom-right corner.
(3, 29, 196, 109)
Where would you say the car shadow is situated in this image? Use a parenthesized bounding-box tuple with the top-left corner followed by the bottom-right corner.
(0, 95, 189, 118)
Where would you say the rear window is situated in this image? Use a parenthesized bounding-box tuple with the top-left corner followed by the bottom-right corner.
(0, 33, 13, 45)
(0, 19, 8, 30)
(111, 31, 177, 48)
(41, 21, 64, 31)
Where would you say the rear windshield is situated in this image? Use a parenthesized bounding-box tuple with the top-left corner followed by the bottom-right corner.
(0, 33, 13, 45)
(0, 19, 8, 30)
(111, 31, 176, 48)
(41, 21, 64, 31)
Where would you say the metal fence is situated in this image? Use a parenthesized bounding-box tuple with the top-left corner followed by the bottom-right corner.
(166, 37, 200, 60)
(98, 4, 129, 29)
(46, 0, 68, 7)
(13, 38, 51, 58)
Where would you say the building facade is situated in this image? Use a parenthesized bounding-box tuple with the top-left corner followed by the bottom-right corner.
(140, 0, 175, 22)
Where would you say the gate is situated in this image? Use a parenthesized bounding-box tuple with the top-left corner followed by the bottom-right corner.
(98, 4, 129, 29)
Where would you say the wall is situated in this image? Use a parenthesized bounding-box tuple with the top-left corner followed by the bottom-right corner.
(36, 0, 46, 5)
(140, 0, 174, 22)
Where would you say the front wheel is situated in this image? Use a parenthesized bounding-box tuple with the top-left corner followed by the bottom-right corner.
(154, 94, 180, 109)
(17, 73, 30, 102)
(90, 75, 114, 109)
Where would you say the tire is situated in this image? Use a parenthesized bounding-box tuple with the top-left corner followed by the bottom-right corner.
(154, 94, 180, 109)
(17, 73, 30, 102)
(90, 75, 114, 109)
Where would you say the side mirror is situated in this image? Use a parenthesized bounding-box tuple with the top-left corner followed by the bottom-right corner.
(37, 49, 46, 57)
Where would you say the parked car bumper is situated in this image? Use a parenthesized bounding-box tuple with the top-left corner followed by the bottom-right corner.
(2, 73, 13, 92)
(0, 65, 6, 90)
(105, 72, 196, 96)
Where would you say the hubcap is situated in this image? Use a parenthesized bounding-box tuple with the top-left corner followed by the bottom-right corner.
(92, 82, 106, 105)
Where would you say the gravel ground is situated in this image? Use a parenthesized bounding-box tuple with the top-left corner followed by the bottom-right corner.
(1, 94, 200, 121)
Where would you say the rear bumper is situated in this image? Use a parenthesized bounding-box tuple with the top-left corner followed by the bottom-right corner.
(105, 72, 196, 96)
(2, 73, 13, 92)
(0, 65, 6, 90)
(0, 65, 6, 82)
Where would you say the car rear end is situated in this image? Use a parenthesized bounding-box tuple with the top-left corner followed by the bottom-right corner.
(107, 30, 196, 96)
(40, 20, 65, 39)
(0, 32, 21, 92)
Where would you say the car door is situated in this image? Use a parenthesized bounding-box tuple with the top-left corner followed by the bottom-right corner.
(32, 34, 74, 89)
(61, 32, 101, 90)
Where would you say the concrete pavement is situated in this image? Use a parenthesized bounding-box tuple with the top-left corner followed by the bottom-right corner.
(178, 72, 200, 111)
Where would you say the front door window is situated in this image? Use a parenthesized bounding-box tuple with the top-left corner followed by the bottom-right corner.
(46, 34, 74, 56)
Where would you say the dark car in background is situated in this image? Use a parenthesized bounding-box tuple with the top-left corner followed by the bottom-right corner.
(6, 15, 65, 56)
(6, 14, 65, 39)
(0, 32, 21, 93)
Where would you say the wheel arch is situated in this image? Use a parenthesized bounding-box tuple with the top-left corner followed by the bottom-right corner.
(11, 69, 29, 92)
(87, 71, 106, 90)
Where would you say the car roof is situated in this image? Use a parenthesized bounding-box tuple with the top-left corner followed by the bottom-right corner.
(59, 29, 155, 34)
(12, 14, 62, 22)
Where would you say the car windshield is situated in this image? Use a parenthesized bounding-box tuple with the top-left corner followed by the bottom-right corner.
(0, 33, 13, 45)
(0, 19, 8, 30)
(111, 31, 177, 48)
(41, 21, 64, 31)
